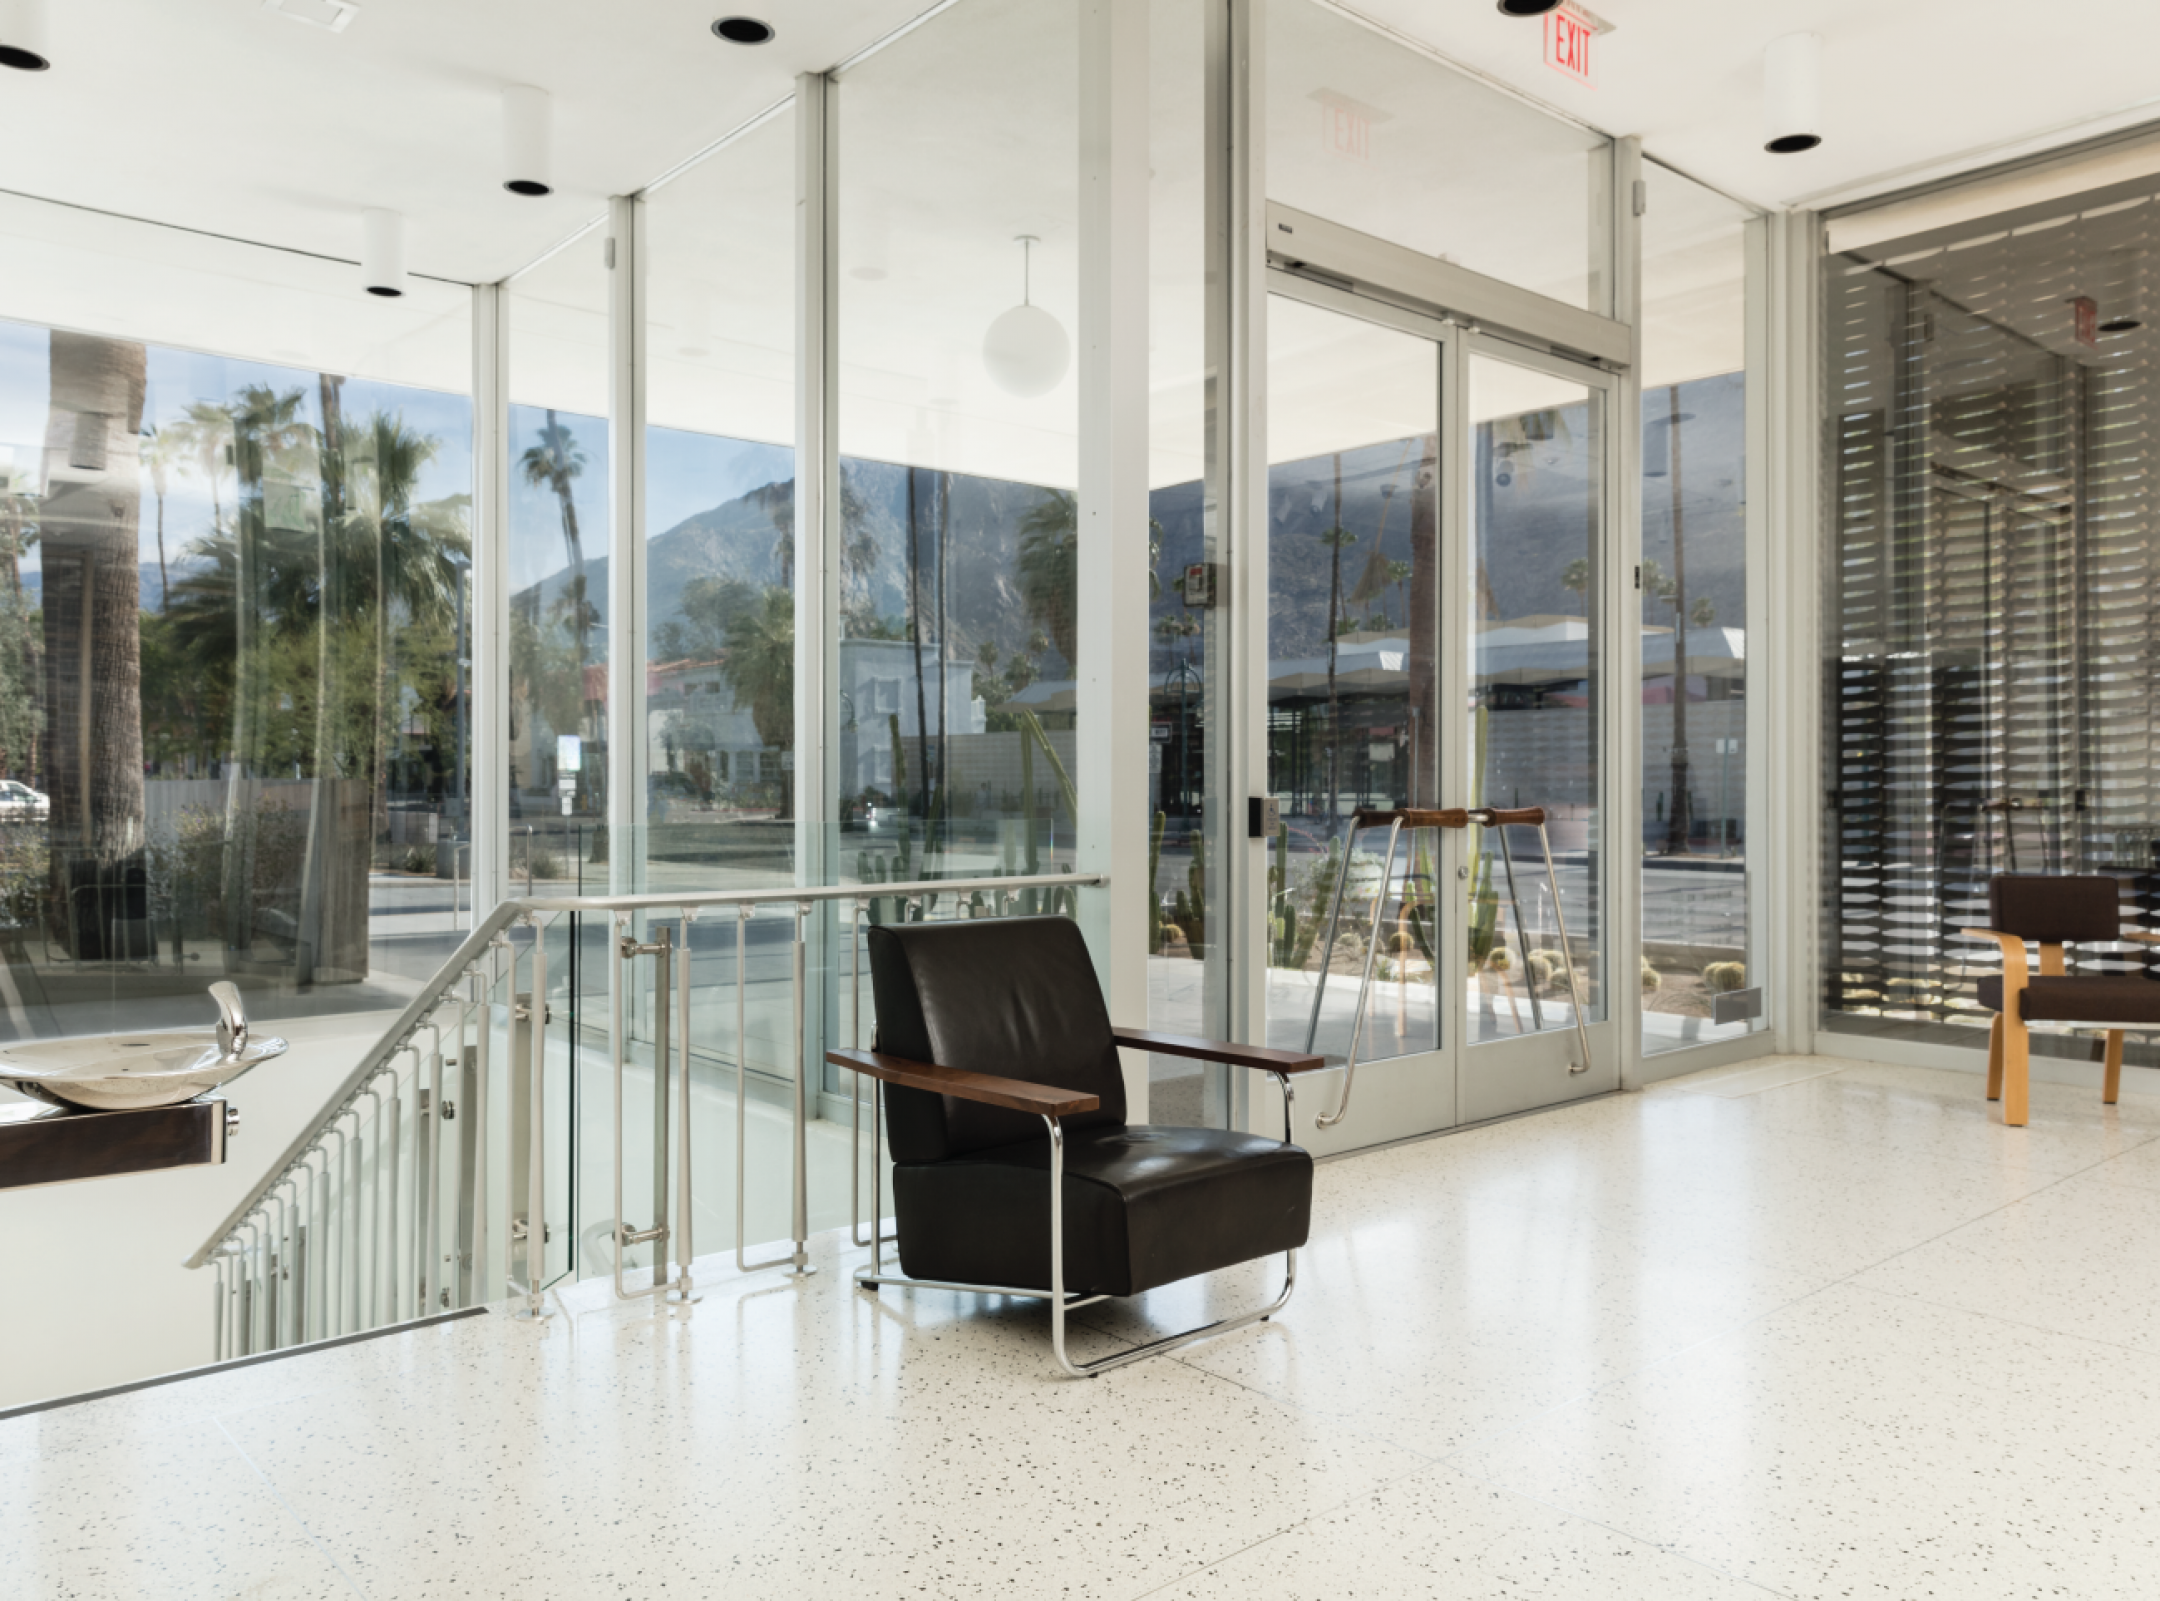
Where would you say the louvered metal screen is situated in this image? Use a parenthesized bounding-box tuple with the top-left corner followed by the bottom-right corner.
(1825, 188, 2160, 1048)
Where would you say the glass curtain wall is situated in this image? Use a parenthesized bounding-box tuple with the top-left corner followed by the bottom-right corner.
(1467, 355, 1605, 1040)
(639, 111, 804, 1262)
(0, 193, 471, 1043)
(505, 228, 610, 1285)
(834, 0, 1083, 899)
(643, 113, 797, 892)
(505, 233, 610, 893)
(1144, 0, 1224, 1119)
(1265, 0, 1611, 311)
(1824, 176, 2160, 1062)
(1639, 161, 1757, 1053)
(1262, 296, 1441, 1062)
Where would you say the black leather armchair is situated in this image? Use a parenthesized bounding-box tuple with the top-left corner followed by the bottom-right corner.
(827, 915, 1326, 1377)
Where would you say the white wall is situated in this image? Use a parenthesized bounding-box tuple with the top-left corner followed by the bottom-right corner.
(0, 1010, 393, 1411)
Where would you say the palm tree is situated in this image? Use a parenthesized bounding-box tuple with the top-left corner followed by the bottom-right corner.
(40, 331, 148, 956)
(169, 400, 235, 540)
(719, 585, 795, 819)
(139, 423, 179, 610)
(1017, 489, 1080, 670)
(520, 412, 591, 802)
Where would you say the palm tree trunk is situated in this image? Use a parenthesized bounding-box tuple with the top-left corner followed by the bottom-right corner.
(934, 470, 951, 855)
(1326, 452, 1343, 827)
(1663, 384, 1692, 857)
(907, 469, 932, 841)
(1408, 438, 1438, 807)
(39, 332, 148, 958)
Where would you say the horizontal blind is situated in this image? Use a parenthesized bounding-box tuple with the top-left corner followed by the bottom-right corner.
(1826, 191, 2159, 1037)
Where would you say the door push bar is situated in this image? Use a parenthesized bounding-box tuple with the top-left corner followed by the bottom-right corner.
(1304, 804, 1593, 1132)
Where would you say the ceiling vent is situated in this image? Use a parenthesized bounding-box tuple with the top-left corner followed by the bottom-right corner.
(262, 0, 359, 32)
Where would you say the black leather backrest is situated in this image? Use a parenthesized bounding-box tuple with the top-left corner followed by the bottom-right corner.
(867, 916, 1126, 1163)
(1990, 874, 2121, 943)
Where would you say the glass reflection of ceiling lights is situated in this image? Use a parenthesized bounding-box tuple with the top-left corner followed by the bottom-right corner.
(983, 235, 1070, 398)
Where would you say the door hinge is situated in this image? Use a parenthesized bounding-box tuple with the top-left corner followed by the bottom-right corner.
(1633, 564, 1642, 591)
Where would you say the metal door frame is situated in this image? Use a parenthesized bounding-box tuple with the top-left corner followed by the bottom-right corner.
(1255, 269, 1625, 1150)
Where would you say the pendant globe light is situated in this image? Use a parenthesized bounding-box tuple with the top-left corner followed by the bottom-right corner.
(982, 236, 1069, 399)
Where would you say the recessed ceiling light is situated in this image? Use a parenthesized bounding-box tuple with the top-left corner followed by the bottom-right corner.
(2101, 317, 2142, 333)
(263, 0, 359, 33)
(1495, 0, 1562, 14)
(712, 16, 774, 44)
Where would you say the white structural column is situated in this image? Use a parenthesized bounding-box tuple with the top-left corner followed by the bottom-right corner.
(1762, 208, 1822, 1056)
(1077, 0, 1151, 1114)
(795, 73, 836, 1106)
(1609, 136, 1646, 1089)
(795, 72, 835, 898)
(606, 193, 649, 898)
(470, 282, 511, 913)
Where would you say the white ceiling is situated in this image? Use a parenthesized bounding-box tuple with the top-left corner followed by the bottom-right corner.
(1343, 0, 2160, 213)
(0, 0, 923, 285)
(5, 0, 2155, 299)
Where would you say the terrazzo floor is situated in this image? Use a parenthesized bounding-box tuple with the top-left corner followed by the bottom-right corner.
(8, 1053, 2160, 1599)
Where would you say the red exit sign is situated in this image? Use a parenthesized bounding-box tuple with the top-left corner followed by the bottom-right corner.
(1545, 4, 1599, 88)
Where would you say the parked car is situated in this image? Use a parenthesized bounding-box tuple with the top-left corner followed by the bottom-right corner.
(0, 780, 49, 821)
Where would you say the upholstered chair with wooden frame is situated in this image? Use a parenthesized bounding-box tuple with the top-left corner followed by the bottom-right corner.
(1961, 874, 2160, 1126)
(826, 915, 1327, 1378)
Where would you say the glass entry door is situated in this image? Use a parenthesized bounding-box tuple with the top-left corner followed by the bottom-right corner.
(1260, 286, 1617, 1155)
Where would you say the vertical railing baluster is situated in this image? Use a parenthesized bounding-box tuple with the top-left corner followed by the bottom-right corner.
(385, 1080, 402, 1325)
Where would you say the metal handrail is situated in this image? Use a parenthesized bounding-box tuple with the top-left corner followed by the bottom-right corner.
(184, 904, 525, 1269)
(186, 870, 1106, 1272)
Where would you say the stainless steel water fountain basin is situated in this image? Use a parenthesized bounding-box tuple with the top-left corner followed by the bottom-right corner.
(0, 982, 287, 1111)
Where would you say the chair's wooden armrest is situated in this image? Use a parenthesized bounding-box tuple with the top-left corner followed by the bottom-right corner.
(1956, 928, 2021, 945)
(2122, 929, 2160, 945)
(1111, 1027, 1327, 1075)
(825, 1048, 1099, 1118)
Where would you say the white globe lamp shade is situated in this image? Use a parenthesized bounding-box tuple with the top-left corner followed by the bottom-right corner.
(982, 303, 1069, 398)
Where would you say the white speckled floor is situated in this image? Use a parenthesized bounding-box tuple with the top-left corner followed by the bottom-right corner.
(9, 1052, 2160, 1600)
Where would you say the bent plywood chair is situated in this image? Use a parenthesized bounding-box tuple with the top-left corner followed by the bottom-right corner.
(1961, 874, 2160, 1126)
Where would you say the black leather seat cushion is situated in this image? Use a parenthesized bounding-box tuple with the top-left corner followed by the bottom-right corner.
(893, 1124, 1313, 1298)
(1977, 973, 2160, 1023)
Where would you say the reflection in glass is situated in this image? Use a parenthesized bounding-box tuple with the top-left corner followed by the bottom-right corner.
(1639, 161, 1753, 1052)
(507, 237, 610, 898)
(644, 113, 797, 890)
(835, 0, 1082, 904)
(0, 312, 472, 1039)
(1262, 296, 1440, 1065)
(1266, 0, 1611, 311)
(1469, 355, 1603, 1041)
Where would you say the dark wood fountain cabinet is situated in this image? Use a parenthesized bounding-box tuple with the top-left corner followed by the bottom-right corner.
(0, 1096, 233, 1190)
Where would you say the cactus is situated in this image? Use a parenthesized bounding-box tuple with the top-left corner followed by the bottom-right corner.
(1184, 833, 1210, 957)
(1703, 960, 1747, 994)
(1148, 811, 1168, 954)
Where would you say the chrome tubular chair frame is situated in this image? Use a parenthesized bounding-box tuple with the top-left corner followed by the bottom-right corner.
(849, 1067, 1305, 1379)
